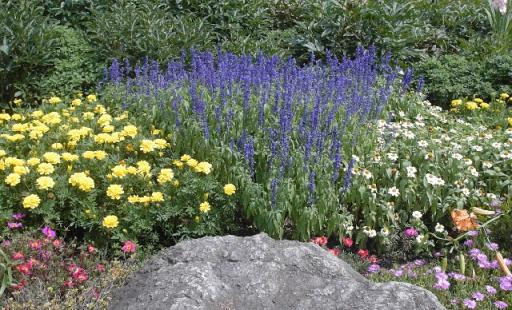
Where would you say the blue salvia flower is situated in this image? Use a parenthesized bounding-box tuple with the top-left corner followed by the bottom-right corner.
(416, 75, 424, 93)
(307, 171, 316, 207)
(271, 178, 278, 209)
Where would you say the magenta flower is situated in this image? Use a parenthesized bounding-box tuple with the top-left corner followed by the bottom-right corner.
(486, 285, 497, 295)
(464, 239, 473, 247)
(463, 299, 477, 309)
(499, 276, 512, 291)
(121, 240, 137, 254)
(41, 226, 56, 239)
(433, 279, 450, 290)
(7, 222, 22, 229)
(404, 227, 418, 238)
(12, 213, 25, 220)
(368, 264, 380, 273)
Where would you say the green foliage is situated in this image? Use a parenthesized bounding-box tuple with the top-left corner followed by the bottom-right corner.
(417, 53, 512, 107)
(0, 0, 61, 102)
(36, 26, 101, 99)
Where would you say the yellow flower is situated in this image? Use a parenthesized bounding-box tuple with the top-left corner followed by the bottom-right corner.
(127, 166, 138, 174)
(152, 128, 161, 135)
(111, 164, 128, 178)
(43, 152, 61, 164)
(36, 176, 55, 190)
(13, 98, 22, 106)
(83, 112, 95, 120)
(106, 184, 124, 200)
(37, 163, 55, 175)
(71, 98, 82, 106)
(0, 150, 6, 157)
(194, 162, 212, 174)
(140, 139, 156, 153)
(465, 101, 478, 110)
(500, 93, 509, 100)
(121, 125, 138, 138)
(102, 124, 115, 133)
(451, 99, 462, 107)
(23, 194, 41, 209)
(102, 215, 118, 229)
(157, 168, 174, 184)
(186, 159, 198, 168)
(51, 143, 64, 150)
(474, 98, 483, 103)
(98, 114, 112, 126)
(199, 201, 211, 213)
(11, 114, 22, 121)
(508, 117, 512, 127)
(27, 157, 40, 166)
(31, 110, 43, 119)
(5, 173, 21, 186)
(62, 152, 79, 162)
(11, 123, 28, 132)
(0, 113, 11, 121)
(223, 184, 236, 196)
(128, 195, 140, 204)
(480, 102, 490, 110)
(151, 192, 164, 202)
(180, 154, 191, 161)
(136, 161, 151, 176)
(69, 172, 95, 192)
(94, 150, 108, 160)
(153, 139, 167, 149)
(41, 112, 61, 125)
(173, 160, 184, 168)
(13, 165, 29, 175)
(48, 96, 62, 105)
(87, 94, 97, 102)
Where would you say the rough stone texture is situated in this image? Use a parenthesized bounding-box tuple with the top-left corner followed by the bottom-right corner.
(110, 233, 445, 310)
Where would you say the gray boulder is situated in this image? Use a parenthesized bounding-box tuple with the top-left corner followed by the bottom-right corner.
(110, 233, 445, 310)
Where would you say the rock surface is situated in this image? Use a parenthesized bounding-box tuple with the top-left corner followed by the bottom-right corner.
(110, 233, 445, 310)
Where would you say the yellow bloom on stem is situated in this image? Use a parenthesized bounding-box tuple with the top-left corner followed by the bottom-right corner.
(48, 96, 62, 105)
(43, 152, 61, 164)
(69, 172, 95, 192)
(508, 117, 512, 127)
(224, 184, 236, 196)
(136, 161, 151, 176)
(23, 194, 41, 209)
(36, 176, 55, 190)
(194, 162, 212, 174)
(37, 163, 55, 175)
(187, 159, 198, 168)
(474, 98, 483, 104)
(451, 99, 462, 107)
(121, 125, 138, 138)
(111, 164, 128, 178)
(106, 184, 124, 200)
(94, 150, 107, 160)
(151, 192, 164, 202)
(87, 94, 97, 102)
(13, 165, 29, 175)
(140, 139, 156, 153)
(180, 154, 191, 161)
(62, 152, 79, 162)
(199, 201, 211, 213)
(102, 215, 118, 228)
(26, 158, 40, 166)
(465, 101, 478, 110)
(157, 168, 174, 184)
(51, 143, 63, 150)
(5, 173, 21, 186)
(480, 102, 490, 110)
(71, 98, 82, 106)
(173, 160, 184, 168)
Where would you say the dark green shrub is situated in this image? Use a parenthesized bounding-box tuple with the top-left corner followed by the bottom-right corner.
(36, 26, 101, 99)
(0, 0, 61, 103)
(417, 53, 512, 107)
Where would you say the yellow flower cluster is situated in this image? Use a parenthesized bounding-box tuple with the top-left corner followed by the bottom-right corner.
(179, 154, 212, 175)
(127, 192, 164, 204)
(69, 172, 95, 192)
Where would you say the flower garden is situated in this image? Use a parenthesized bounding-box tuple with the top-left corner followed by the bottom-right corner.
(1, 0, 512, 309)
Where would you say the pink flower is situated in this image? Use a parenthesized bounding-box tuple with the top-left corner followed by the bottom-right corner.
(29, 240, 42, 250)
(368, 264, 380, 273)
(16, 262, 32, 275)
(404, 227, 418, 238)
(41, 226, 56, 239)
(71, 267, 89, 283)
(87, 244, 96, 254)
(7, 222, 22, 229)
(63, 279, 74, 288)
(341, 237, 353, 248)
(357, 249, 369, 259)
(52, 239, 62, 248)
(11, 252, 25, 261)
(328, 248, 340, 256)
(12, 279, 27, 290)
(121, 240, 137, 254)
(96, 263, 106, 273)
(311, 236, 328, 247)
(368, 255, 379, 263)
(12, 213, 26, 220)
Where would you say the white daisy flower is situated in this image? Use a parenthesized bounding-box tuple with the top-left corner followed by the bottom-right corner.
(412, 211, 423, 219)
(451, 153, 463, 160)
(388, 187, 400, 197)
(435, 223, 445, 233)
(418, 140, 428, 147)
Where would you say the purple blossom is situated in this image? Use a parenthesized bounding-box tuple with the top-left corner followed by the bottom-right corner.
(486, 285, 497, 295)
(494, 301, 508, 309)
(472, 291, 485, 301)
(404, 227, 418, 238)
(7, 222, 22, 229)
(41, 226, 56, 239)
(368, 264, 380, 273)
(464, 239, 474, 247)
(393, 269, 404, 277)
(463, 299, 477, 309)
(486, 242, 499, 251)
(433, 279, 450, 290)
(469, 248, 482, 259)
(414, 259, 426, 266)
(448, 272, 466, 281)
(468, 230, 479, 237)
(499, 276, 512, 291)
(12, 213, 25, 220)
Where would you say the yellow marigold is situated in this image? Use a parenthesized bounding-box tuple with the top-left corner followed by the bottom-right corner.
(102, 125, 115, 133)
(71, 98, 82, 106)
(173, 160, 184, 168)
(474, 98, 483, 103)
(26, 157, 40, 166)
(106, 184, 124, 200)
(152, 128, 161, 135)
(69, 172, 95, 192)
(465, 101, 478, 110)
(121, 125, 138, 138)
(180, 154, 191, 161)
(51, 143, 64, 150)
(508, 117, 512, 127)
(153, 139, 168, 149)
(224, 184, 236, 196)
(94, 150, 108, 160)
(187, 159, 198, 168)
(87, 94, 97, 102)
(500, 93, 509, 100)
(0, 150, 6, 157)
(23, 194, 41, 209)
(98, 114, 112, 126)
(82, 151, 96, 159)
(83, 112, 95, 120)
(451, 99, 462, 107)
(29, 130, 44, 140)
(41, 112, 61, 125)
(48, 96, 62, 105)
(43, 152, 61, 164)
(36, 176, 55, 190)
(151, 192, 164, 202)
(199, 201, 211, 213)
(31, 110, 43, 119)
(5, 173, 21, 186)
(62, 152, 79, 162)
(13, 98, 22, 106)
(13, 165, 29, 175)
(111, 164, 128, 178)
(4, 157, 24, 166)
(140, 139, 156, 153)
(115, 111, 129, 121)
(37, 163, 55, 175)
(136, 161, 151, 176)
(480, 102, 490, 110)
(127, 166, 138, 175)
(11, 123, 28, 132)
(11, 114, 22, 121)
(102, 215, 118, 229)
(157, 168, 174, 184)
(5, 134, 25, 142)
(194, 162, 212, 174)
(128, 195, 140, 204)
(0, 113, 11, 121)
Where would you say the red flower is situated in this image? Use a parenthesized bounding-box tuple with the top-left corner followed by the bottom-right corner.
(96, 263, 106, 273)
(87, 244, 96, 254)
(11, 251, 25, 261)
(357, 249, 369, 259)
(368, 255, 379, 264)
(63, 279, 74, 288)
(328, 248, 341, 256)
(341, 237, 353, 248)
(12, 279, 26, 290)
(311, 236, 328, 247)
(71, 267, 89, 283)
(67, 263, 77, 273)
(16, 262, 32, 275)
(121, 240, 137, 254)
